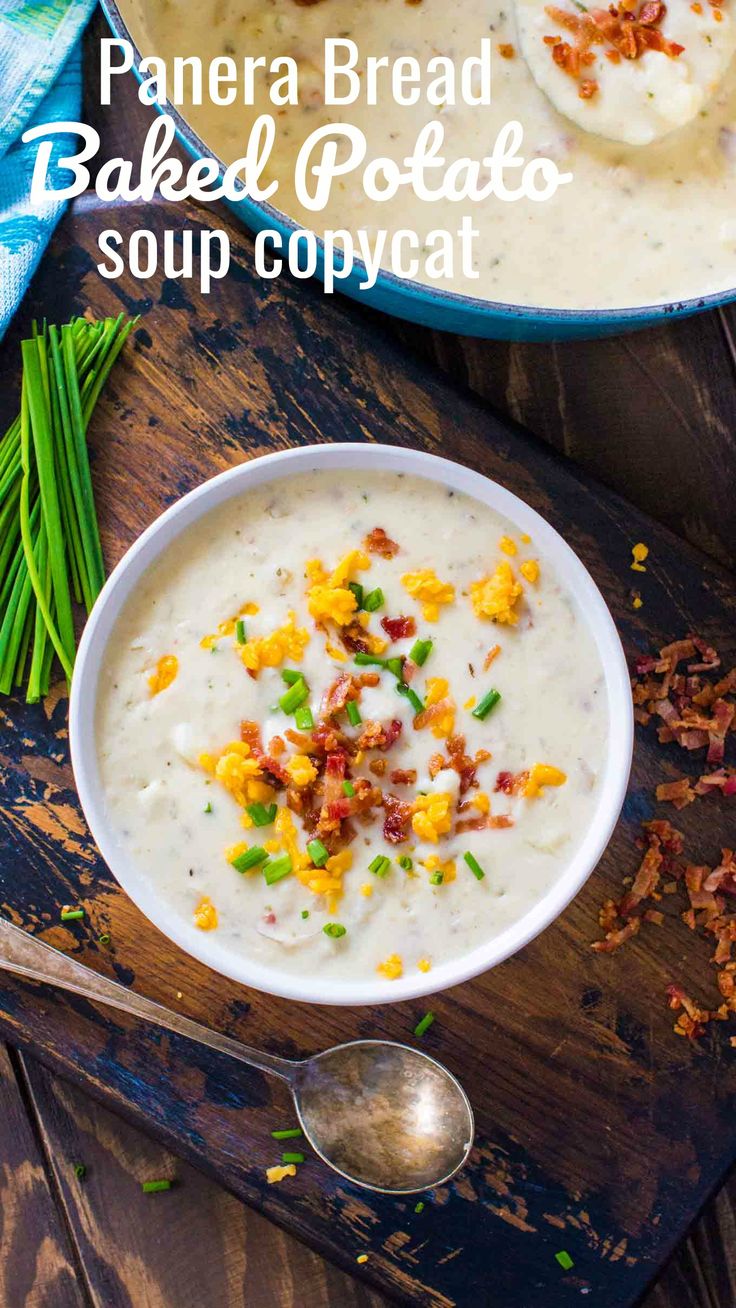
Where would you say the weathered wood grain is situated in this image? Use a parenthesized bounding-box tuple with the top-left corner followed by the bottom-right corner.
(19, 1054, 386, 1308)
(0, 1045, 85, 1308)
(1, 197, 735, 1308)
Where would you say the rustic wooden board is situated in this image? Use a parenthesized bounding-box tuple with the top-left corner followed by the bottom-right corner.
(18, 1054, 385, 1308)
(1, 195, 735, 1308)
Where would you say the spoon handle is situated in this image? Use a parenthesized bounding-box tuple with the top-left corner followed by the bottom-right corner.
(0, 917, 297, 1084)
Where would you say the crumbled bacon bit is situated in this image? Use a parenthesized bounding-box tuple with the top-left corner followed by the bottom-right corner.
(544, 0, 685, 94)
(381, 615, 416, 641)
(631, 636, 735, 807)
(390, 768, 417, 786)
(358, 719, 403, 752)
(495, 769, 529, 795)
(383, 793, 413, 844)
(364, 526, 400, 558)
(483, 644, 501, 671)
(369, 757, 387, 777)
(498, 42, 516, 57)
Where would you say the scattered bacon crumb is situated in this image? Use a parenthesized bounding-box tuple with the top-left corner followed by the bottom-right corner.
(383, 793, 413, 844)
(544, 0, 685, 94)
(381, 615, 416, 641)
(390, 768, 417, 786)
(631, 636, 735, 808)
(483, 644, 501, 672)
(364, 527, 399, 559)
(498, 42, 516, 57)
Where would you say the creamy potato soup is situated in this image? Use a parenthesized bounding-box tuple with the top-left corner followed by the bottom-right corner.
(130, 0, 736, 309)
(95, 470, 607, 984)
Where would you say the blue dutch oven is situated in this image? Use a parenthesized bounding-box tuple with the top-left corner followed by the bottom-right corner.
(101, 0, 736, 341)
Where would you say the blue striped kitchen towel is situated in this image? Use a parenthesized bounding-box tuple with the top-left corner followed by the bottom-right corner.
(0, 0, 97, 341)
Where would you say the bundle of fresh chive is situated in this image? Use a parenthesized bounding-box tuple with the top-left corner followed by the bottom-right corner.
(0, 314, 136, 702)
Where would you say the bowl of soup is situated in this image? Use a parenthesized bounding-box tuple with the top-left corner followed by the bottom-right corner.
(69, 444, 633, 1004)
(102, 0, 736, 338)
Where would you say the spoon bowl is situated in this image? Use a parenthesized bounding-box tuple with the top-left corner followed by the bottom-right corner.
(295, 1040, 474, 1193)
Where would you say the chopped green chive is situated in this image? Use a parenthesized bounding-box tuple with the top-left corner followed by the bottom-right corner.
(74, 1163, 86, 1179)
(472, 688, 501, 721)
(323, 922, 347, 938)
(429, 870, 444, 886)
(464, 851, 486, 881)
(263, 854, 292, 885)
(353, 652, 387, 668)
(555, 1251, 574, 1271)
(307, 838, 329, 867)
(414, 1201, 425, 1214)
(385, 656, 404, 678)
(398, 855, 413, 870)
(342, 780, 355, 797)
(203, 801, 213, 814)
(235, 618, 246, 645)
(247, 802, 278, 827)
(271, 1128, 303, 1140)
(281, 1151, 305, 1164)
(142, 1180, 172, 1194)
(413, 1012, 436, 1039)
(348, 581, 364, 609)
(60, 908, 84, 922)
(369, 854, 391, 878)
(363, 587, 384, 612)
(396, 683, 425, 715)
(409, 638, 433, 666)
(346, 699, 362, 726)
(98, 933, 111, 946)
(279, 678, 309, 714)
(295, 705, 314, 731)
(300, 909, 310, 920)
(281, 668, 303, 686)
(231, 845, 267, 873)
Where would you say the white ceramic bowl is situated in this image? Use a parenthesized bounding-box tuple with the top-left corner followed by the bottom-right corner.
(70, 443, 633, 1006)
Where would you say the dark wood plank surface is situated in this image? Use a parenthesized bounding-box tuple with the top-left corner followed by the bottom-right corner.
(1, 192, 735, 1308)
(16, 1055, 384, 1308)
(0, 1046, 85, 1307)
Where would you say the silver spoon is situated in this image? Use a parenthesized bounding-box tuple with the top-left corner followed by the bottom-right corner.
(0, 917, 474, 1193)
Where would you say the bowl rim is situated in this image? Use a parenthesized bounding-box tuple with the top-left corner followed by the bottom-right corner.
(103, 0, 736, 326)
(70, 442, 634, 1006)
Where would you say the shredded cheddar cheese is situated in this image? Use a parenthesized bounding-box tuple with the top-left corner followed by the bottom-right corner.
(285, 754, 318, 787)
(401, 569, 455, 622)
(202, 740, 275, 808)
(470, 562, 523, 625)
(148, 654, 178, 696)
(463, 695, 477, 710)
(473, 792, 490, 814)
(520, 559, 540, 584)
(499, 535, 517, 556)
(525, 764, 567, 798)
(424, 854, 457, 884)
(194, 896, 218, 930)
(411, 792, 453, 843)
(266, 1164, 296, 1184)
(377, 953, 404, 980)
(422, 676, 456, 739)
(631, 543, 649, 573)
(307, 550, 370, 627)
(417, 958, 432, 973)
(360, 882, 373, 897)
(240, 611, 310, 673)
(200, 601, 259, 649)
